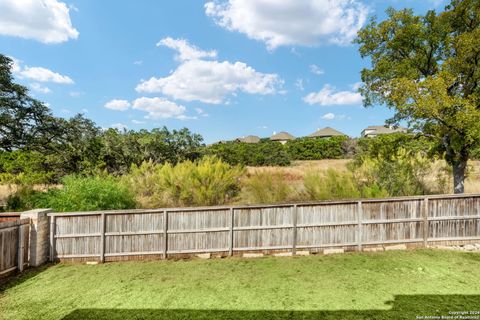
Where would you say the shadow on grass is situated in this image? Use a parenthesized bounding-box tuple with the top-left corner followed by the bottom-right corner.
(63, 295, 480, 320)
(0, 263, 54, 293)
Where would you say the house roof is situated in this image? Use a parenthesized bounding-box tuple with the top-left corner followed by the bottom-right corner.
(363, 125, 408, 135)
(237, 135, 261, 143)
(270, 131, 295, 141)
(309, 127, 347, 138)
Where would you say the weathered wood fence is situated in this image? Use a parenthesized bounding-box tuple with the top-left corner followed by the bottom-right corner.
(0, 219, 29, 275)
(48, 194, 480, 261)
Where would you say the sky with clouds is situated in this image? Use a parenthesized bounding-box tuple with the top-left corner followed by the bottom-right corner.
(0, 0, 446, 143)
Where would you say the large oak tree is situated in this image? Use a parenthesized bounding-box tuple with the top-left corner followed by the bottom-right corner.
(356, 0, 480, 193)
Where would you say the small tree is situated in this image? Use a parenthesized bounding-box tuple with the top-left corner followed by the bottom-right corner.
(356, 0, 480, 193)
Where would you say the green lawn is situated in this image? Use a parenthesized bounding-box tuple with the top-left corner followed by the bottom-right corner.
(1, 250, 480, 320)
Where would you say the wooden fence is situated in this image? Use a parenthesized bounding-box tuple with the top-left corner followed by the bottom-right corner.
(0, 218, 29, 275)
(48, 194, 480, 261)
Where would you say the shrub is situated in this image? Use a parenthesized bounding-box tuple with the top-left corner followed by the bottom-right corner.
(350, 149, 435, 196)
(0, 151, 55, 185)
(44, 175, 136, 211)
(240, 171, 294, 204)
(203, 141, 291, 166)
(303, 169, 361, 200)
(5, 187, 50, 211)
(124, 157, 244, 208)
(286, 136, 349, 160)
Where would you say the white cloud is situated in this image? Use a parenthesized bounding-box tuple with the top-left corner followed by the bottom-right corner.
(19, 66, 73, 84)
(194, 107, 209, 117)
(157, 37, 217, 62)
(310, 64, 325, 75)
(132, 97, 188, 120)
(136, 59, 281, 104)
(81, 108, 88, 113)
(104, 99, 130, 111)
(111, 123, 128, 130)
(0, 0, 79, 44)
(205, 0, 368, 50)
(295, 78, 304, 91)
(133, 60, 143, 65)
(11, 58, 74, 84)
(303, 84, 362, 106)
(321, 113, 349, 120)
(132, 119, 146, 124)
(30, 83, 51, 94)
(322, 113, 336, 120)
(69, 91, 84, 97)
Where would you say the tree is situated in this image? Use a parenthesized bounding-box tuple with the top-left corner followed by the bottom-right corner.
(0, 54, 62, 152)
(355, 0, 480, 193)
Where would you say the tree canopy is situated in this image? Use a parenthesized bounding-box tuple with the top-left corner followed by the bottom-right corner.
(356, 0, 480, 193)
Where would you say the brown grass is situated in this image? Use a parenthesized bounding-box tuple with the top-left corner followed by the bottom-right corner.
(248, 159, 480, 195)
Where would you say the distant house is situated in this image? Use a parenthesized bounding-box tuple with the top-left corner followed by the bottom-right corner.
(236, 135, 261, 143)
(361, 125, 408, 138)
(308, 127, 347, 139)
(270, 131, 295, 145)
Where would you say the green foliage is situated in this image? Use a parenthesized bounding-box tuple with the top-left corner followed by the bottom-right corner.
(240, 171, 293, 204)
(0, 54, 63, 152)
(355, 133, 435, 163)
(355, 1, 480, 193)
(304, 170, 360, 200)
(203, 141, 291, 166)
(351, 149, 435, 197)
(5, 187, 50, 211)
(101, 127, 203, 174)
(44, 175, 136, 212)
(124, 157, 244, 208)
(286, 136, 349, 160)
(0, 151, 55, 185)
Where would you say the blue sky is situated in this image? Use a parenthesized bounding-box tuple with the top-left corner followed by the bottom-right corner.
(0, 0, 446, 143)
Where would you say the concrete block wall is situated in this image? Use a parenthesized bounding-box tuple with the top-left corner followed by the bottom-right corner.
(20, 209, 51, 267)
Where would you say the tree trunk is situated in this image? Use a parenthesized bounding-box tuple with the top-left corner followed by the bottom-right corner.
(452, 159, 467, 194)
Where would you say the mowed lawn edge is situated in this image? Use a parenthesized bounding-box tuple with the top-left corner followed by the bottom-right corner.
(1, 250, 480, 320)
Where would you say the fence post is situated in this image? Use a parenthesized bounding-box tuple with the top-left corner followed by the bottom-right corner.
(292, 205, 298, 255)
(423, 197, 429, 247)
(163, 210, 168, 259)
(17, 224, 25, 272)
(49, 215, 56, 262)
(357, 201, 363, 251)
(100, 213, 106, 263)
(229, 208, 234, 256)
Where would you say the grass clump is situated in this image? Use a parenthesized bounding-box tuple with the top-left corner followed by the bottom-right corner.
(240, 171, 294, 204)
(124, 156, 244, 208)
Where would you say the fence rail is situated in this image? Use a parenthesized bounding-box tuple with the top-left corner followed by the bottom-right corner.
(48, 194, 480, 261)
(0, 218, 30, 275)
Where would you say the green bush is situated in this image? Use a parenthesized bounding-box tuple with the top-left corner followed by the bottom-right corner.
(203, 141, 291, 166)
(0, 151, 55, 185)
(44, 175, 136, 211)
(351, 149, 435, 196)
(124, 157, 244, 208)
(286, 136, 349, 160)
(5, 187, 50, 211)
(240, 171, 293, 204)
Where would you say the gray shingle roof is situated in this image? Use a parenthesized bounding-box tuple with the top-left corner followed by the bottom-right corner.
(237, 135, 261, 143)
(363, 125, 408, 135)
(270, 131, 295, 141)
(309, 127, 347, 138)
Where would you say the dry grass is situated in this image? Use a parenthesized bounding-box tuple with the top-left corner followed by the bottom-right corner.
(247, 159, 480, 195)
(1, 159, 479, 207)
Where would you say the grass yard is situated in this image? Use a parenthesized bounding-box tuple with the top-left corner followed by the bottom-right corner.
(1, 250, 480, 320)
